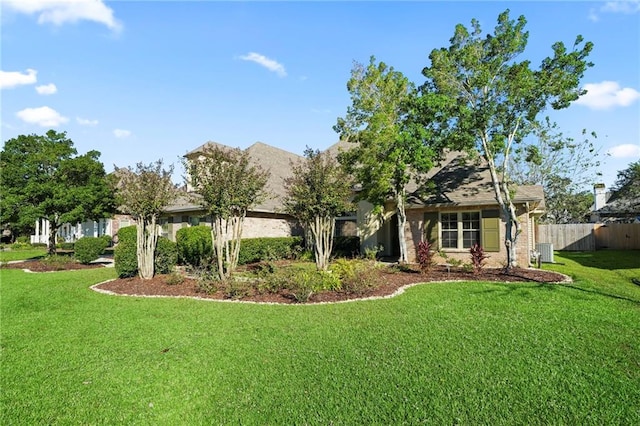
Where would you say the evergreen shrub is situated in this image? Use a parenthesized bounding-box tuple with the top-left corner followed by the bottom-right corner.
(176, 226, 212, 267)
(74, 236, 108, 264)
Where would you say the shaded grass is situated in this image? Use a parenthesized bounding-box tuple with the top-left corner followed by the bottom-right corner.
(1, 251, 639, 424)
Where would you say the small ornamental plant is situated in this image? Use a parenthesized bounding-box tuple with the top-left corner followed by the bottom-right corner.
(469, 243, 489, 274)
(417, 240, 436, 273)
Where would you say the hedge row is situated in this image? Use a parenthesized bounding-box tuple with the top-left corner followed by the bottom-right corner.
(237, 237, 303, 265)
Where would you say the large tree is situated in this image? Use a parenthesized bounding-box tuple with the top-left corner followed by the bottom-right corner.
(334, 56, 443, 263)
(185, 145, 269, 281)
(421, 9, 593, 268)
(0, 130, 115, 254)
(283, 148, 353, 271)
(510, 118, 601, 223)
(608, 160, 640, 214)
(113, 160, 179, 279)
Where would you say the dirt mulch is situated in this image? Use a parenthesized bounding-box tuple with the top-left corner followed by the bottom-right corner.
(4, 259, 568, 304)
(93, 264, 568, 305)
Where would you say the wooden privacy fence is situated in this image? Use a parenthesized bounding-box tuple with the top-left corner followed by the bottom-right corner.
(537, 223, 640, 251)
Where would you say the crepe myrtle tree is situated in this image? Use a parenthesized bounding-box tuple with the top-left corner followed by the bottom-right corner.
(284, 148, 354, 271)
(184, 145, 269, 281)
(421, 9, 593, 269)
(113, 160, 179, 279)
(335, 56, 445, 263)
(0, 130, 115, 254)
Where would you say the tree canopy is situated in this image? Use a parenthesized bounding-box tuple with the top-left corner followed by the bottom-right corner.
(185, 145, 269, 280)
(284, 148, 353, 270)
(113, 160, 179, 279)
(335, 56, 442, 263)
(421, 9, 594, 268)
(0, 130, 115, 253)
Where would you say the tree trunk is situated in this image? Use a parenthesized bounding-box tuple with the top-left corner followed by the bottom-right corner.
(136, 217, 158, 279)
(310, 215, 334, 271)
(396, 193, 408, 263)
(47, 220, 58, 256)
(212, 217, 226, 281)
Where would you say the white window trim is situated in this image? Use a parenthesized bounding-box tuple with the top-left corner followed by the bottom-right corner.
(439, 211, 481, 251)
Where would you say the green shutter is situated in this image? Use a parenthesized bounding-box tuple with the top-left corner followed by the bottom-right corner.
(423, 212, 439, 249)
(481, 210, 500, 252)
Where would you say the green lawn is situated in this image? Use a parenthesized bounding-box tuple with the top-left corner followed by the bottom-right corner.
(0, 247, 47, 262)
(1, 251, 639, 424)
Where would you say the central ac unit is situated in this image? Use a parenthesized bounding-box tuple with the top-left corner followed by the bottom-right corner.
(536, 243, 554, 263)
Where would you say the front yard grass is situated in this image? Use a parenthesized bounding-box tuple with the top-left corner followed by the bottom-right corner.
(0, 247, 47, 262)
(1, 251, 638, 424)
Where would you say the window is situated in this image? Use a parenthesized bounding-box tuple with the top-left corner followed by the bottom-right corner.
(439, 211, 480, 250)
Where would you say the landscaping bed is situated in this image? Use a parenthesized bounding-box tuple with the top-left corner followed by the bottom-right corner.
(94, 263, 567, 304)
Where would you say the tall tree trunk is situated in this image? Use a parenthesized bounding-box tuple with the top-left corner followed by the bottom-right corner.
(47, 219, 58, 256)
(136, 216, 158, 279)
(212, 217, 226, 281)
(396, 192, 408, 263)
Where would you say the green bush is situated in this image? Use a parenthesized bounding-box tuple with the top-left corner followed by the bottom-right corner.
(15, 236, 29, 244)
(176, 226, 212, 267)
(237, 237, 303, 265)
(11, 242, 31, 250)
(331, 258, 382, 295)
(114, 226, 137, 278)
(332, 236, 360, 258)
(155, 237, 178, 274)
(74, 237, 108, 264)
(100, 234, 113, 247)
(57, 242, 75, 250)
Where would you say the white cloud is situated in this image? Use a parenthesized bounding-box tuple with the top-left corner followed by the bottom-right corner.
(16, 106, 68, 127)
(575, 81, 640, 110)
(35, 83, 57, 95)
(4, 0, 122, 32)
(77, 116, 98, 126)
(608, 144, 640, 158)
(0, 69, 37, 89)
(113, 128, 131, 138)
(589, 0, 640, 21)
(239, 52, 287, 77)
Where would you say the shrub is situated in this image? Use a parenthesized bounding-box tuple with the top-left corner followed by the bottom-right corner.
(155, 237, 178, 274)
(164, 271, 185, 285)
(57, 242, 75, 250)
(74, 237, 108, 264)
(11, 242, 31, 250)
(332, 258, 382, 295)
(176, 226, 212, 267)
(237, 237, 303, 265)
(42, 255, 76, 271)
(114, 226, 137, 278)
(332, 236, 360, 258)
(469, 243, 489, 274)
(15, 236, 29, 244)
(100, 234, 113, 247)
(417, 240, 436, 273)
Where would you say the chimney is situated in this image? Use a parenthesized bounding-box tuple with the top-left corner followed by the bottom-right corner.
(594, 183, 607, 211)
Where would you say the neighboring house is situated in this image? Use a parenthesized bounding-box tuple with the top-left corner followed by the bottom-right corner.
(327, 141, 546, 267)
(591, 183, 640, 223)
(31, 215, 130, 245)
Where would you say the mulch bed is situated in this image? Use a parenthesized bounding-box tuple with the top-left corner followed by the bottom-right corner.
(4, 260, 568, 304)
(1, 259, 108, 272)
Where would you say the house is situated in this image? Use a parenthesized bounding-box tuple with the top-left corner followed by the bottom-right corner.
(32, 139, 546, 268)
(591, 183, 640, 223)
(328, 141, 546, 267)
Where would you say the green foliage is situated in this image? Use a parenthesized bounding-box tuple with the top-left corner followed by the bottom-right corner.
(164, 271, 185, 285)
(176, 226, 212, 267)
(15, 236, 29, 244)
(57, 242, 75, 250)
(0, 130, 115, 254)
(114, 226, 137, 278)
(155, 237, 178, 274)
(610, 160, 640, 207)
(237, 237, 303, 265)
(41, 254, 77, 271)
(74, 237, 108, 264)
(331, 258, 383, 294)
(100, 234, 113, 247)
(11, 241, 32, 250)
(421, 9, 593, 267)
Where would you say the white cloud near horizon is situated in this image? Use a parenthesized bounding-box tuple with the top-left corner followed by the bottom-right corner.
(589, 0, 640, 21)
(0, 69, 38, 89)
(113, 128, 131, 138)
(239, 52, 287, 77)
(608, 144, 640, 158)
(77, 116, 98, 126)
(4, 0, 122, 32)
(35, 83, 57, 95)
(16, 106, 69, 127)
(575, 81, 640, 110)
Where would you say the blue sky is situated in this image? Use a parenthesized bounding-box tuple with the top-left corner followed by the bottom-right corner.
(2, 1, 639, 192)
